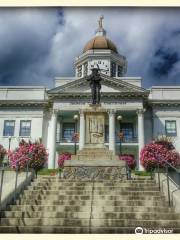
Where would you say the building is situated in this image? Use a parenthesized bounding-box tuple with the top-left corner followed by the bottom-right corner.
(0, 17, 180, 170)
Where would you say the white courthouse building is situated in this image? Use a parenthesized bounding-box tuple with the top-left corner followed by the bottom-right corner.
(0, 19, 180, 170)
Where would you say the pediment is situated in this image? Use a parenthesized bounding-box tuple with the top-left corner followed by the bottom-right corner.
(48, 74, 149, 96)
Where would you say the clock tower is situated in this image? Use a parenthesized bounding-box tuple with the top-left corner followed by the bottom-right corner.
(74, 16, 127, 78)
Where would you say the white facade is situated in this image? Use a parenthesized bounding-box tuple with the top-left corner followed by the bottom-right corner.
(0, 20, 180, 170)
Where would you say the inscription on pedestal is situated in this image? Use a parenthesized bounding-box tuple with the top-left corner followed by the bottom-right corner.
(62, 166, 126, 181)
(85, 112, 105, 144)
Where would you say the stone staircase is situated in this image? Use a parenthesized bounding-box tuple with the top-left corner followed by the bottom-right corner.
(0, 176, 180, 233)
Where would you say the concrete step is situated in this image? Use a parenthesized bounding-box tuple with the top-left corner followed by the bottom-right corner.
(2, 211, 179, 220)
(77, 149, 113, 154)
(14, 199, 168, 207)
(9, 204, 173, 213)
(34, 180, 156, 185)
(1, 218, 180, 227)
(31, 182, 157, 188)
(22, 190, 162, 197)
(27, 186, 159, 191)
(35, 178, 156, 186)
(18, 194, 166, 201)
(0, 226, 178, 234)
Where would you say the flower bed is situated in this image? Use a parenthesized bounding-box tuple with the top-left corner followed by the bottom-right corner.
(58, 152, 71, 168)
(0, 144, 6, 165)
(119, 154, 136, 169)
(140, 137, 180, 170)
(8, 140, 48, 170)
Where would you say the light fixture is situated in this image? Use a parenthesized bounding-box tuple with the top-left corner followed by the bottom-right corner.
(73, 114, 79, 121)
(117, 115, 123, 121)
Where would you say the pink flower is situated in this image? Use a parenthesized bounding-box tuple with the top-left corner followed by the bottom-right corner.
(119, 154, 136, 169)
(140, 139, 180, 170)
(0, 145, 7, 163)
(8, 140, 48, 170)
(58, 153, 71, 168)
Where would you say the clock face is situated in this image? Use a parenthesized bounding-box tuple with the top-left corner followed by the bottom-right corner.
(90, 60, 109, 75)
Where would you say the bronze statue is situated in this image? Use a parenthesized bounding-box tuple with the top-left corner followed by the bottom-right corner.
(98, 15, 104, 29)
(87, 68, 102, 105)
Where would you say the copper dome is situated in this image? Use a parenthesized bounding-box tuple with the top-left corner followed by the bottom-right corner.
(83, 36, 118, 54)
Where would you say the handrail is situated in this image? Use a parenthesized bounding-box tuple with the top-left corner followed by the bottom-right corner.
(163, 159, 180, 173)
(0, 158, 36, 220)
(125, 161, 132, 180)
(153, 154, 180, 206)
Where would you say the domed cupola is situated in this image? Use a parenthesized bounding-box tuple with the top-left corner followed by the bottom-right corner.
(74, 16, 127, 78)
(83, 16, 118, 54)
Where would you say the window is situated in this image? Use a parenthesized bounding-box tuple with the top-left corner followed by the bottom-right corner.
(120, 123, 134, 141)
(19, 120, 31, 137)
(110, 62, 116, 77)
(118, 65, 123, 77)
(77, 65, 82, 77)
(105, 125, 109, 142)
(62, 123, 75, 142)
(3, 120, 15, 136)
(84, 62, 88, 76)
(165, 120, 177, 136)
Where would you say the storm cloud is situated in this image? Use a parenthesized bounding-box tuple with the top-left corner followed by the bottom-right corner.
(0, 7, 180, 88)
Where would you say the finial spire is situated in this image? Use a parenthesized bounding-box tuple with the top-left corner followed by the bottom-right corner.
(96, 15, 106, 37)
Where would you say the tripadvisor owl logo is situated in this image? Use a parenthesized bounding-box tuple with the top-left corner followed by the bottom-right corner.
(135, 227, 143, 234)
(135, 227, 173, 234)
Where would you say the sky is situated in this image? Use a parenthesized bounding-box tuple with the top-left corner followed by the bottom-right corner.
(0, 7, 180, 88)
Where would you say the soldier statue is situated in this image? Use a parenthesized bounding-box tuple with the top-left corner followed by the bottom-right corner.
(87, 68, 102, 105)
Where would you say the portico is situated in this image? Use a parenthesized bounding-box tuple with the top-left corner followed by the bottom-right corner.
(47, 100, 146, 170)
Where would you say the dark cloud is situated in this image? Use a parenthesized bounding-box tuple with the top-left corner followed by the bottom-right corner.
(0, 8, 62, 86)
(0, 7, 180, 88)
(151, 49, 179, 77)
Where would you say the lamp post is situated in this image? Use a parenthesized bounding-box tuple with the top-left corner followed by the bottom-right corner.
(73, 114, 79, 155)
(7, 136, 12, 166)
(117, 115, 123, 156)
(8, 136, 12, 151)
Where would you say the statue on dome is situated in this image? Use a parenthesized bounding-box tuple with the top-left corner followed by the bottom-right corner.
(98, 15, 104, 29)
(87, 67, 102, 105)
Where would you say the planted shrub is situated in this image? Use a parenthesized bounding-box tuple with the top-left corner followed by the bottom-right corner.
(119, 154, 136, 169)
(0, 144, 6, 165)
(8, 139, 48, 170)
(58, 152, 71, 168)
(140, 137, 180, 170)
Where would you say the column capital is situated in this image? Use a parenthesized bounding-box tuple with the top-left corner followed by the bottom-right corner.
(79, 109, 84, 115)
(50, 109, 58, 115)
(108, 109, 116, 115)
(136, 108, 146, 115)
(53, 109, 59, 115)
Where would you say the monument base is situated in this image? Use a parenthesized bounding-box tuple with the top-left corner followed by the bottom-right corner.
(62, 166, 126, 181)
(63, 147, 126, 180)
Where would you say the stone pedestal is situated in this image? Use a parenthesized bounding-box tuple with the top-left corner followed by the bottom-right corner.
(63, 149, 126, 180)
(62, 105, 126, 180)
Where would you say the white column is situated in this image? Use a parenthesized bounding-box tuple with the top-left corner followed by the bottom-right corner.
(82, 64, 85, 77)
(79, 110, 85, 150)
(137, 109, 145, 171)
(48, 110, 57, 169)
(109, 110, 116, 154)
(116, 63, 118, 77)
(75, 66, 78, 78)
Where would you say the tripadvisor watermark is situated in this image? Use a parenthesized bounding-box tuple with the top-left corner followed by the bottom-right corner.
(135, 227, 173, 234)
